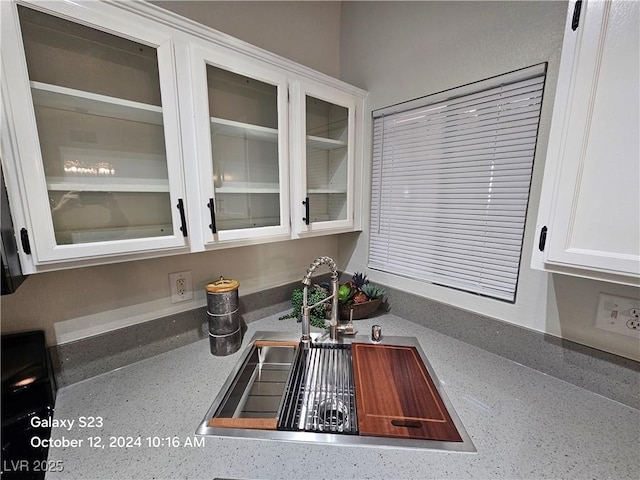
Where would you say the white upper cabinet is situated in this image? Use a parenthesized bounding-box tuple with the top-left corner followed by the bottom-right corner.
(532, 0, 639, 286)
(1, 0, 367, 273)
(1, 1, 189, 269)
(186, 46, 290, 245)
(290, 80, 361, 236)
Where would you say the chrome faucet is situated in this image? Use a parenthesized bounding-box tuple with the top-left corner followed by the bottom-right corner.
(301, 256, 339, 347)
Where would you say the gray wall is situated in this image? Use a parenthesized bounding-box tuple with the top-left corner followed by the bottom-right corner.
(337, 1, 640, 360)
(152, 1, 342, 78)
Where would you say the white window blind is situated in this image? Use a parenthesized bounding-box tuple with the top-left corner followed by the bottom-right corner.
(369, 65, 546, 302)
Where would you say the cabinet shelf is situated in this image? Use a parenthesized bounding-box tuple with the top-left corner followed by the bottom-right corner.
(308, 188, 347, 194)
(68, 224, 173, 243)
(217, 216, 280, 230)
(46, 177, 170, 193)
(211, 117, 278, 143)
(216, 185, 280, 194)
(306, 135, 347, 150)
(30, 81, 164, 125)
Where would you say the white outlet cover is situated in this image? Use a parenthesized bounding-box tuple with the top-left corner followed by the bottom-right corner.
(594, 293, 640, 339)
(169, 271, 194, 303)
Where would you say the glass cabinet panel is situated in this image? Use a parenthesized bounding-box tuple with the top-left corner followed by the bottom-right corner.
(206, 66, 282, 232)
(304, 95, 349, 223)
(17, 5, 175, 245)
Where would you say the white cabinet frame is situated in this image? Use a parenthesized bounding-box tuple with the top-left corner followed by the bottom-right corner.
(1, 0, 189, 269)
(290, 79, 362, 236)
(186, 45, 290, 246)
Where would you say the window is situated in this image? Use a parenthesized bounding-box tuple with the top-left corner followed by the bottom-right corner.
(369, 64, 546, 302)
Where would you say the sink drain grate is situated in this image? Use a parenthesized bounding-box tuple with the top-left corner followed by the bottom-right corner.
(278, 343, 358, 434)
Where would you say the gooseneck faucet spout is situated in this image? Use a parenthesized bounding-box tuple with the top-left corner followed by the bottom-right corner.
(301, 256, 339, 347)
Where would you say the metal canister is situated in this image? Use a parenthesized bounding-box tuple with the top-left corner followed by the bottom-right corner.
(206, 277, 242, 356)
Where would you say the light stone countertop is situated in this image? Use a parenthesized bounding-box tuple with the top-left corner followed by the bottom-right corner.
(44, 312, 639, 480)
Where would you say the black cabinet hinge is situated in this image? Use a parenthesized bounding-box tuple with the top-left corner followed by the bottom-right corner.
(571, 0, 582, 31)
(20, 227, 31, 255)
(538, 226, 548, 252)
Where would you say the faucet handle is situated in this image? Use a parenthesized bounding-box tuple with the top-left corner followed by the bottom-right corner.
(330, 324, 339, 341)
(371, 325, 382, 343)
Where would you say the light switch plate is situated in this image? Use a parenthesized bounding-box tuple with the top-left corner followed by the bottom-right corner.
(594, 293, 640, 338)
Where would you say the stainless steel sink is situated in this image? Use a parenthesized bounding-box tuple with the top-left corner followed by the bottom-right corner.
(203, 339, 297, 430)
(196, 331, 476, 453)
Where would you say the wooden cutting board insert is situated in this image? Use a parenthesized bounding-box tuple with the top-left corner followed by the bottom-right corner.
(352, 343, 462, 441)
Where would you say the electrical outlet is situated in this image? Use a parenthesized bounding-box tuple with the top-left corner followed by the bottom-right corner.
(627, 319, 640, 331)
(595, 293, 640, 339)
(169, 271, 193, 304)
(176, 277, 186, 296)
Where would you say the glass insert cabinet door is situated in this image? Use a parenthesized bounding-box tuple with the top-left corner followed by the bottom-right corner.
(293, 81, 356, 234)
(1, 2, 187, 262)
(305, 96, 349, 223)
(190, 47, 290, 243)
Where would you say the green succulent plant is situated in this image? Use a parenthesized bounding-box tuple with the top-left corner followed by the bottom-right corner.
(338, 284, 354, 302)
(361, 283, 386, 300)
(338, 271, 385, 307)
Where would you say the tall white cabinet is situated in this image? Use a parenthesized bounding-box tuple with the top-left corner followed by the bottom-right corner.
(1, 0, 367, 274)
(532, 0, 640, 286)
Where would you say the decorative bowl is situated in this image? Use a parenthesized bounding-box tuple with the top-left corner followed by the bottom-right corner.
(338, 297, 382, 320)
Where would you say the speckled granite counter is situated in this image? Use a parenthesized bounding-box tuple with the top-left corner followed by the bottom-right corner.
(44, 312, 639, 479)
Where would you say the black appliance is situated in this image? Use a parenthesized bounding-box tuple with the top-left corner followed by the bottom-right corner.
(1, 331, 57, 480)
(1, 166, 27, 295)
